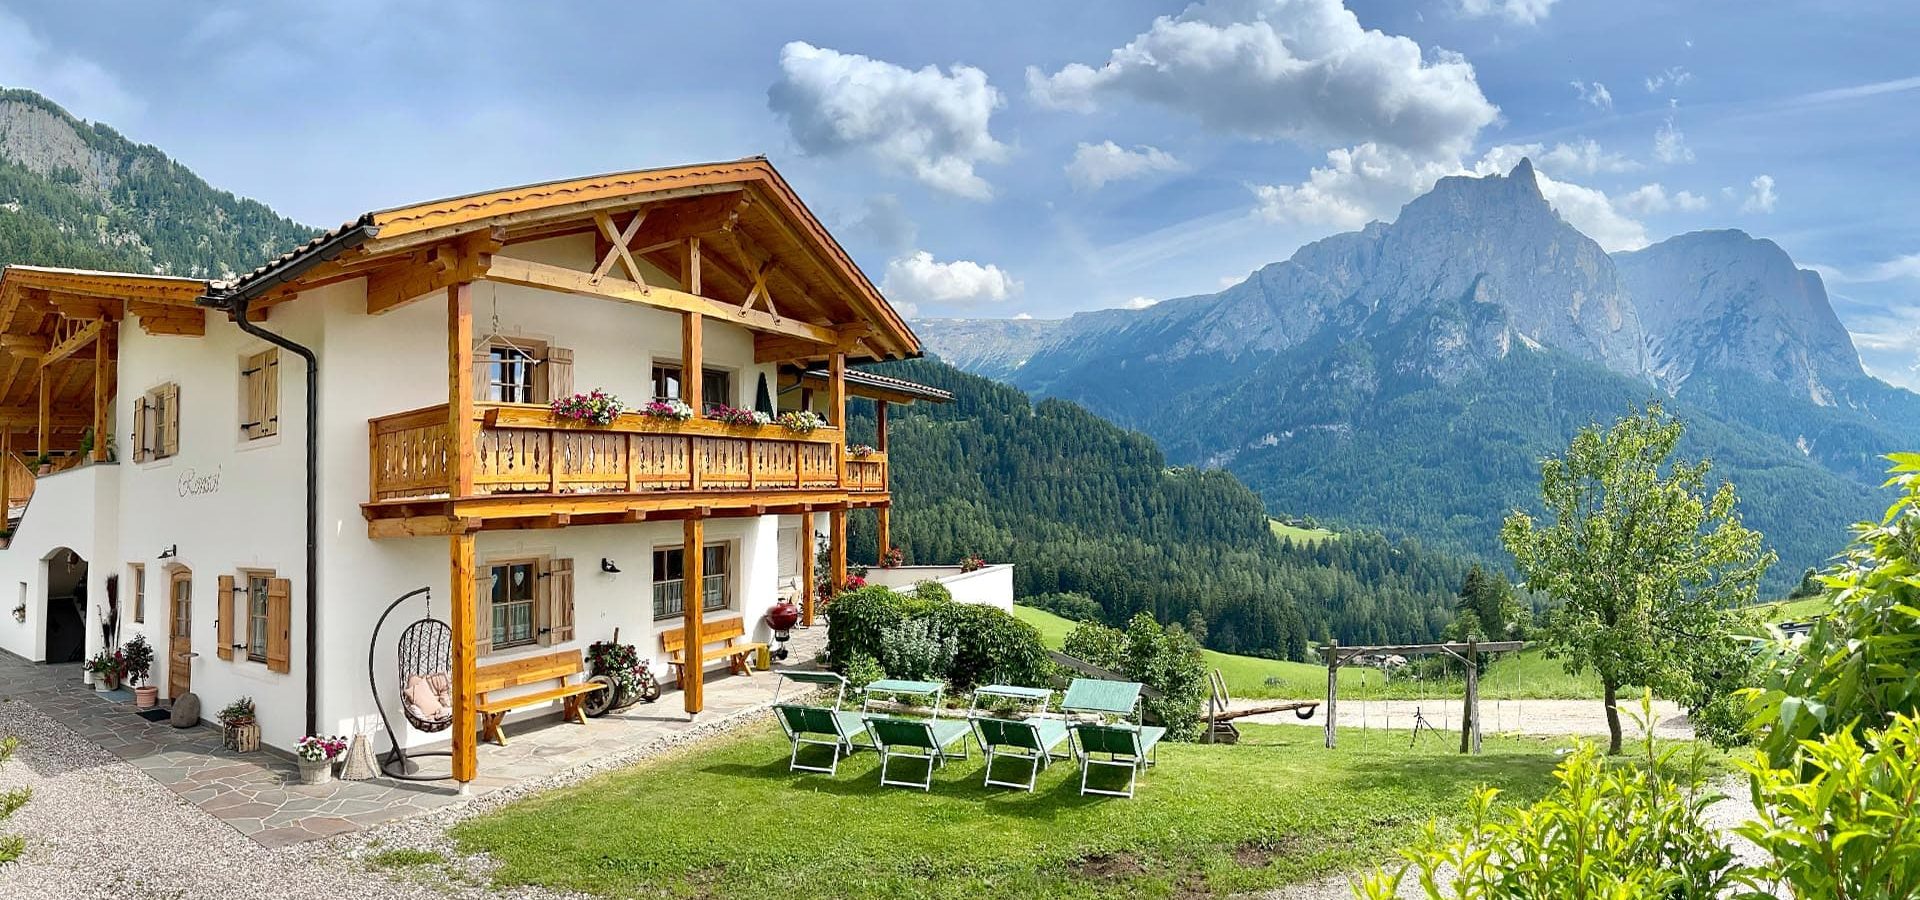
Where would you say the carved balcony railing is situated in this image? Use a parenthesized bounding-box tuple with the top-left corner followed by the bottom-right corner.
(368, 403, 887, 504)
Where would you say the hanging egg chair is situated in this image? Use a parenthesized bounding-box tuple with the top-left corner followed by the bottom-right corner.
(368, 587, 456, 781)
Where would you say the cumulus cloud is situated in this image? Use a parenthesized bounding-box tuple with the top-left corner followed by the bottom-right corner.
(1013, 312, 1035, 320)
(1571, 80, 1613, 110)
(1123, 296, 1160, 309)
(1821, 254, 1920, 283)
(881, 251, 1020, 313)
(1026, 0, 1498, 159)
(1653, 104, 1694, 164)
(1459, 0, 1559, 25)
(1066, 141, 1184, 191)
(0, 8, 142, 124)
(845, 194, 918, 254)
(769, 42, 1007, 200)
(1741, 174, 1778, 213)
(1618, 183, 1710, 216)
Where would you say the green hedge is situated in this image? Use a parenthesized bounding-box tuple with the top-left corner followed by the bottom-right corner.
(824, 586, 1053, 689)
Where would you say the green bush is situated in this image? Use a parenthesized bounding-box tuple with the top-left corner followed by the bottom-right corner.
(825, 586, 1051, 688)
(1738, 713, 1920, 899)
(1025, 591, 1103, 623)
(1359, 698, 1738, 899)
(1059, 615, 1207, 741)
(874, 617, 956, 682)
(1062, 620, 1125, 670)
(912, 579, 952, 603)
(1745, 453, 1920, 766)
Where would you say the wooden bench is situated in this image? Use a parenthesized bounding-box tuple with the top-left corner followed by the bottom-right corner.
(659, 616, 768, 689)
(472, 649, 604, 746)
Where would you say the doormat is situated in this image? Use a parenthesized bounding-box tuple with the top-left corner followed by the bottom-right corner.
(135, 708, 171, 722)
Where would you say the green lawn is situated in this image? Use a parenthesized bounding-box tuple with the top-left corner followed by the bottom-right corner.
(1014, 605, 1603, 702)
(1748, 595, 1828, 624)
(1269, 518, 1338, 544)
(453, 722, 1568, 899)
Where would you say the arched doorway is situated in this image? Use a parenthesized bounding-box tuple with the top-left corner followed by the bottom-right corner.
(43, 547, 87, 663)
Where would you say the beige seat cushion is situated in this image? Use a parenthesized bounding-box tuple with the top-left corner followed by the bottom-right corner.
(404, 674, 445, 720)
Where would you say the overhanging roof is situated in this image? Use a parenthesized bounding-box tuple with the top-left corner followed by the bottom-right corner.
(793, 367, 952, 404)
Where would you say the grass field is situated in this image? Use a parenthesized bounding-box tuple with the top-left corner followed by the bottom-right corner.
(1748, 594, 1828, 624)
(1269, 518, 1338, 544)
(1013, 605, 1603, 702)
(453, 721, 1568, 899)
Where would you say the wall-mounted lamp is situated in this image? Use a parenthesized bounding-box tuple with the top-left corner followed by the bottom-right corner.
(157, 545, 178, 560)
(600, 558, 621, 574)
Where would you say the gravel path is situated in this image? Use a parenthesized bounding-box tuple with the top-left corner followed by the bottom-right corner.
(1233, 697, 1694, 740)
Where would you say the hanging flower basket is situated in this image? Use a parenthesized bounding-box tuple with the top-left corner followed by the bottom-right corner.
(708, 404, 770, 427)
(550, 390, 624, 426)
(777, 410, 827, 435)
(639, 398, 695, 422)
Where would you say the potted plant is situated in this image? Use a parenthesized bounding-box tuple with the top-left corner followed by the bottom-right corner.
(881, 545, 904, 569)
(293, 735, 347, 785)
(707, 404, 769, 427)
(959, 554, 987, 573)
(848, 443, 876, 458)
(776, 410, 826, 435)
(86, 649, 123, 691)
(638, 398, 695, 422)
(8, 601, 21, 624)
(550, 389, 624, 426)
(31, 454, 51, 476)
(218, 697, 259, 753)
(122, 634, 157, 708)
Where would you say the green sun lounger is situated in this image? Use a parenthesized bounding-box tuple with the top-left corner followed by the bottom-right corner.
(1073, 722, 1166, 798)
(772, 670, 871, 775)
(865, 715, 973, 790)
(969, 685, 1070, 791)
(1061, 677, 1146, 722)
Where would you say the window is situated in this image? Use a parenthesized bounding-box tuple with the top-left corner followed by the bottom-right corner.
(133, 383, 180, 462)
(240, 349, 279, 440)
(244, 571, 272, 662)
(129, 563, 145, 624)
(652, 544, 730, 619)
(488, 560, 539, 650)
(477, 339, 570, 404)
(651, 364, 732, 412)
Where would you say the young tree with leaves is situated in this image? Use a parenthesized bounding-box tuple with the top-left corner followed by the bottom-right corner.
(1501, 404, 1771, 754)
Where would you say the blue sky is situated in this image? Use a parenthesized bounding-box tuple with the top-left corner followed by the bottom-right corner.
(3, 1, 1918, 386)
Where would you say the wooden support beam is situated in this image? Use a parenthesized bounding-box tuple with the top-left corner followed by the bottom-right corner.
(829, 506, 848, 597)
(875, 506, 891, 568)
(590, 210, 648, 286)
(875, 400, 888, 452)
(681, 312, 702, 412)
(451, 531, 478, 784)
(448, 283, 476, 498)
(357, 183, 748, 259)
(36, 372, 47, 457)
(92, 321, 109, 462)
(679, 237, 702, 296)
(683, 515, 706, 715)
(799, 510, 816, 627)
(483, 256, 840, 345)
(367, 230, 503, 315)
(41, 319, 104, 368)
(829, 352, 846, 487)
(752, 326, 870, 364)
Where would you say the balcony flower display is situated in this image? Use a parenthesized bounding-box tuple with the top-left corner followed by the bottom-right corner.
(639, 398, 695, 422)
(959, 554, 986, 573)
(551, 389, 624, 426)
(708, 404, 770, 427)
(777, 410, 826, 435)
(848, 444, 876, 458)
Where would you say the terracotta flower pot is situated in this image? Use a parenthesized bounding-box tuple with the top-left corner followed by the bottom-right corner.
(133, 686, 159, 709)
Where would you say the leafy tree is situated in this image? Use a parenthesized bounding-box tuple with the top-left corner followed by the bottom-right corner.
(1059, 615, 1207, 740)
(1501, 404, 1772, 753)
(1746, 452, 1920, 766)
(1444, 563, 1526, 642)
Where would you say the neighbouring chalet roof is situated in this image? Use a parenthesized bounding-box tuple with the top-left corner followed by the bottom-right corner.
(208, 156, 921, 363)
(794, 366, 953, 405)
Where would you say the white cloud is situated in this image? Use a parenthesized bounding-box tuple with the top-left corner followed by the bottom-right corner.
(769, 42, 1007, 200)
(1653, 104, 1694, 164)
(1526, 139, 1638, 175)
(881, 251, 1020, 312)
(845, 194, 918, 253)
(1066, 141, 1185, 191)
(1460, 0, 1559, 25)
(0, 8, 142, 124)
(1831, 254, 1920, 283)
(1027, 0, 1498, 159)
(1123, 296, 1160, 309)
(1618, 183, 1710, 216)
(1571, 80, 1613, 110)
(1741, 174, 1778, 213)
(1645, 66, 1693, 94)
(1013, 312, 1035, 320)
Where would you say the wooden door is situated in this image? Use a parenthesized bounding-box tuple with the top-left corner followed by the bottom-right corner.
(167, 569, 192, 699)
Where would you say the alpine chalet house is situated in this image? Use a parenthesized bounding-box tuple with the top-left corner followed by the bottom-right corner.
(0, 158, 949, 788)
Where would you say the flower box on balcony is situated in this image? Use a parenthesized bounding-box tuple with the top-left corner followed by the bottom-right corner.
(482, 405, 841, 443)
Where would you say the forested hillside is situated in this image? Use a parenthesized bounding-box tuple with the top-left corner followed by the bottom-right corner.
(0, 88, 315, 277)
(844, 358, 1474, 658)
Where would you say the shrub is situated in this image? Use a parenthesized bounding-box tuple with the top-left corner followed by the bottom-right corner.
(843, 652, 884, 692)
(912, 579, 952, 603)
(1062, 621, 1125, 670)
(825, 586, 1051, 689)
(1025, 591, 1103, 623)
(1059, 615, 1207, 740)
(1359, 698, 1739, 900)
(874, 617, 956, 682)
(1738, 713, 1920, 899)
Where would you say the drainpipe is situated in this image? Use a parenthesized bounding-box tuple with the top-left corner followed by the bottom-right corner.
(227, 297, 321, 737)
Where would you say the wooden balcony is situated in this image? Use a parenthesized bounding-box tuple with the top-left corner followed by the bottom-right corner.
(364, 403, 887, 534)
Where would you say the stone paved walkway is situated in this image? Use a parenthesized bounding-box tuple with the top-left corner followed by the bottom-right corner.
(0, 622, 828, 849)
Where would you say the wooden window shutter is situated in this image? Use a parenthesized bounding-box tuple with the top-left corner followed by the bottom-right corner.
(131, 397, 149, 463)
(537, 558, 574, 646)
(265, 577, 292, 673)
(471, 348, 490, 402)
(161, 383, 181, 458)
(473, 570, 494, 657)
(262, 350, 279, 437)
(543, 347, 574, 403)
(216, 574, 235, 660)
(242, 353, 263, 439)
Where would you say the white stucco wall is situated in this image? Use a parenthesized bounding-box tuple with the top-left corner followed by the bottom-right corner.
(0, 464, 118, 664)
(861, 564, 1015, 611)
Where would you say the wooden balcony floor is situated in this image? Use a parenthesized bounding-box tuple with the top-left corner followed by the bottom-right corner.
(361, 486, 888, 537)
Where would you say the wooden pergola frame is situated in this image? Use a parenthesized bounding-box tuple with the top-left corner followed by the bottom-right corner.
(1320, 639, 1526, 754)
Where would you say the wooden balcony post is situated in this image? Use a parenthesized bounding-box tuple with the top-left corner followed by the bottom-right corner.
(875, 506, 891, 567)
(799, 510, 816, 627)
(875, 400, 888, 452)
(683, 312, 703, 490)
(829, 352, 846, 487)
(1, 429, 11, 516)
(683, 516, 706, 715)
(448, 283, 475, 498)
(829, 506, 848, 595)
(92, 322, 110, 462)
(36, 369, 47, 457)
(450, 529, 478, 786)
